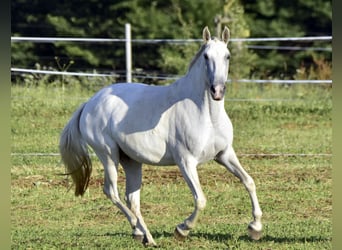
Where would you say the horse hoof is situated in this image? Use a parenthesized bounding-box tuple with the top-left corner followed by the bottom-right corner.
(144, 241, 158, 248)
(174, 227, 188, 241)
(133, 234, 158, 247)
(134, 234, 158, 247)
(143, 239, 158, 248)
(247, 226, 262, 240)
(133, 234, 144, 242)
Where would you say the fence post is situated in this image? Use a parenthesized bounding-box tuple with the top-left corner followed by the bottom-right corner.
(125, 23, 132, 83)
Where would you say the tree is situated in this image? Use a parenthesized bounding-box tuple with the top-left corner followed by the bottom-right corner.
(16, 0, 322, 83)
(11, 0, 254, 84)
(240, 0, 332, 79)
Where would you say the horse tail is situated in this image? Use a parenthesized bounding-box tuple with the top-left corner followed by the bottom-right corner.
(59, 102, 92, 196)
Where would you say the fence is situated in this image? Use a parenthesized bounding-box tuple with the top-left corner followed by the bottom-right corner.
(11, 23, 332, 84)
(11, 24, 332, 158)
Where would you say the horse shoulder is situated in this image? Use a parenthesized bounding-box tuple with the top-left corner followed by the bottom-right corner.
(199, 112, 234, 161)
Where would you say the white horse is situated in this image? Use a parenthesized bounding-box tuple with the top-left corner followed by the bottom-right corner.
(59, 26, 262, 246)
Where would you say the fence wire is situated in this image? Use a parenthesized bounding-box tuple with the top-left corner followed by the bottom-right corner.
(11, 36, 332, 43)
(11, 68, 332, 85)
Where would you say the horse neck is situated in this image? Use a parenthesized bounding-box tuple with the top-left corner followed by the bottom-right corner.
(176, 63, 225, 121)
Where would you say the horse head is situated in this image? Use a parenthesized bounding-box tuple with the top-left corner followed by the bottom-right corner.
(202, 26, 230, 101)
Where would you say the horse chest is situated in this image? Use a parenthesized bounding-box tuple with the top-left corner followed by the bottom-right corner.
(177, 118, 232, 163)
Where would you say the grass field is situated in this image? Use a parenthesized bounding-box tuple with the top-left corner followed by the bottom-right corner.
(11, 81, 332, 249)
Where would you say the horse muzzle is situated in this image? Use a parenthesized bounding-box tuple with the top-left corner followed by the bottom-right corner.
(210, 84, 226, 101)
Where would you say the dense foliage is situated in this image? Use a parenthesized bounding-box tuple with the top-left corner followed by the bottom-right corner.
(11, 0, 331, 83)
(241, 0, 332, 78)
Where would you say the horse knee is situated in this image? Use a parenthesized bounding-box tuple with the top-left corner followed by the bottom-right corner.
(196, 197, 207, 211)
(244, 176, 256, 193)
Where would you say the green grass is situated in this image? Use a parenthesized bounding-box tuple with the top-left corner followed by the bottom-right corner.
(11, 81, 332, 249)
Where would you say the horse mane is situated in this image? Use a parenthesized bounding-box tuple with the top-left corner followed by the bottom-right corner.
(188, 44, 207, 72)
(187, 37, 220, 72)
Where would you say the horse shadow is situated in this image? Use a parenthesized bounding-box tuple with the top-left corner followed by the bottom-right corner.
(98, 230, 330, 247)
(153, 230, 331, 247)
(237, 234, 330, 244)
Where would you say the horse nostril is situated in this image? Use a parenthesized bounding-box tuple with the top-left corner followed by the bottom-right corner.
(210, 85, 215, 93)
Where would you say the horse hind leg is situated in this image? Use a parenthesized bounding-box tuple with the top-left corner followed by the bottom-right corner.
(95, 151, 138, 232)
(121, 156, 157, 247)
(216, 147, 263, 240)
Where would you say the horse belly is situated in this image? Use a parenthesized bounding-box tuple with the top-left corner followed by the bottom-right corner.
(115, 130, 174, 166)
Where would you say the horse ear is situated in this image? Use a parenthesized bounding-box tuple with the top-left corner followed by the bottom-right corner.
(202, 26, 211, 43)
(222, 26, 230, 44)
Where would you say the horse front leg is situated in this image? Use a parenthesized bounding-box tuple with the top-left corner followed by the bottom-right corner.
(175, 157, 207, 239)
(216, 146, 263, 240)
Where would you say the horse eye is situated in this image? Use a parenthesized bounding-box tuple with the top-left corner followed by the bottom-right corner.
(226, 54, 231, 60)
(204, 53, 209, 60)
